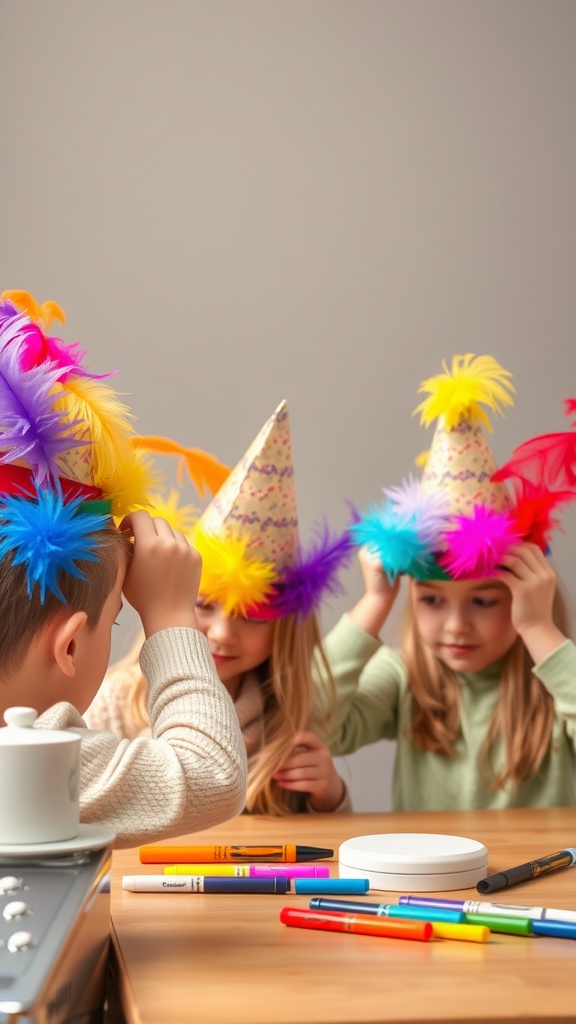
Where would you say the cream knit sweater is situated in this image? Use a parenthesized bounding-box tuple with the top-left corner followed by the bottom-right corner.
(38, 627, 248, 848)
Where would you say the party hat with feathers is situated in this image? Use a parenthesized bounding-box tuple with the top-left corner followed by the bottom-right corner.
(351, 354, 576, 582)
(0, 289, 226, 602)
(145, 401, 354, 618)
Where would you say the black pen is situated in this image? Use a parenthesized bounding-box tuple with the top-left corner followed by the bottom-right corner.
(476, 847, 576, 894)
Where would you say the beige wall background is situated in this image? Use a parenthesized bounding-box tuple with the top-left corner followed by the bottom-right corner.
(1, 0, 575, 810)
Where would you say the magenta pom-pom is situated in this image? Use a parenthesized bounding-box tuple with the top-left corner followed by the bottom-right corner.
(439, 507, 521, 579)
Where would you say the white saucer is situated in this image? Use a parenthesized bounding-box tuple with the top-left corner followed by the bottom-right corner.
(0, 823, 116, 858)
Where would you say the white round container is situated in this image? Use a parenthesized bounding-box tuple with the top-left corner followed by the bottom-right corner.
(0, 707, 81, 844)
(339, 833, 488, 892)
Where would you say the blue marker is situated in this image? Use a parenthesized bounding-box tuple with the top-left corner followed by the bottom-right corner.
(293, 878, 369, 895)
(532, 919, 576, 940)
(308, 897, 464, 922)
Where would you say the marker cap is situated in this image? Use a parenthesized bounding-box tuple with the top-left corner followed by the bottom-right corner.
(531, 919, 576, 940)
(293, 878, 370, 895)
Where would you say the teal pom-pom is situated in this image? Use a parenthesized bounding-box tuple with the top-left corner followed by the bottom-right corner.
(350, 501, 435, 582)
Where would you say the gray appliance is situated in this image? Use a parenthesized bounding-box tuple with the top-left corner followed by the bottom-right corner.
(0, 846, 112, 1024)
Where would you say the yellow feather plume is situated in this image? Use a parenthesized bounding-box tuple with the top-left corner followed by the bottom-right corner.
(145, 490, 199, 534)
(414, 354, 515, 432)
(1, 289, 67, 329)
(98, 450, 162, 520)
(191, 527, 276, 616)
(52, 376, 135, 484)
(131, 435, 230, 497)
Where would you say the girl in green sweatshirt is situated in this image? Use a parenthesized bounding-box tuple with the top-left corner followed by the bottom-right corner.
(325, 354, 576, 810)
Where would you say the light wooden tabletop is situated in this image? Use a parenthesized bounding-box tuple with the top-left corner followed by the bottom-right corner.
(109, 807, 576, 1024)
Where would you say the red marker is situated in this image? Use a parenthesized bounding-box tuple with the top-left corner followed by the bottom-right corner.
(280, 907, 432, 941)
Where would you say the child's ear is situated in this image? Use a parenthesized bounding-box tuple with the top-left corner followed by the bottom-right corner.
(52, 611, 89, 678)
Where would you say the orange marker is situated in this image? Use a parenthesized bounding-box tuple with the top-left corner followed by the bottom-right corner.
(139, 844, 333, 864)
(280, 907, 432, 941)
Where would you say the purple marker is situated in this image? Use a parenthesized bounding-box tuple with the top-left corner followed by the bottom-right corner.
(399, 895, 576, 924)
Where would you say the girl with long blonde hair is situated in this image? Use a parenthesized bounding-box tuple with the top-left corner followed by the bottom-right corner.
(86, 401, 353, 814)
(324, 355, 576, 810)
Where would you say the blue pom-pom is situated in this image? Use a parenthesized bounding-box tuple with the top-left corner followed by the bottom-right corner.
(0, 487, 111, 603)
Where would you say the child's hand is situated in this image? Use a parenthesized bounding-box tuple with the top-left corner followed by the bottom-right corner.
(273, 730, 346, 812)
(120, 510, 201, 638)
(498, 543, 567, 663)
(348, 546, 401, 637)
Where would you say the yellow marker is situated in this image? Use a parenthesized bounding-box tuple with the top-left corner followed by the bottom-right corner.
(432, 922, 491, 943)
(165, 865, 248, 876)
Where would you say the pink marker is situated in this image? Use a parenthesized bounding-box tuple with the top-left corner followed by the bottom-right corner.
(250, 865, 330, 879)
(164, 864, 331, 879)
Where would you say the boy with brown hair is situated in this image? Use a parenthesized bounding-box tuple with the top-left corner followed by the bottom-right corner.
(0, 291, 246, 847)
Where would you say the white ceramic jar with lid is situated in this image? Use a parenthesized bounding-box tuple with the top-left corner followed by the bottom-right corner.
(0, 707, 80, 844)
(339, 833, 488, 891)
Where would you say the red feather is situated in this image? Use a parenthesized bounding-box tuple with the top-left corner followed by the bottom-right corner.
(493, 431, 576, 489)
(510, 480, 576, 549)
(564, 398, 576, 426)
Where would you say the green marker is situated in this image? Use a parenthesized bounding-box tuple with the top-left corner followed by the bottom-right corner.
(464, 912, 532, 936)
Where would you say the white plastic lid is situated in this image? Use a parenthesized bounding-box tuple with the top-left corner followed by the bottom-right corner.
(0, 707, 79, 746)
(339, 833, 487, 875)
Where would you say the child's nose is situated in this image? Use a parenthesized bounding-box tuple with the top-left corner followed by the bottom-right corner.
(446, 605, 471, 633)
(208, 611, 236, 643)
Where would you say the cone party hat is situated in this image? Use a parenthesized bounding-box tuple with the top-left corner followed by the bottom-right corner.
(197, 400, 299, 568)
(186, 400, 353, 618)
(352, 354, 576, 581)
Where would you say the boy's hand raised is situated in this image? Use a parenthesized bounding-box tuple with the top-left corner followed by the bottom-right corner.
(120, 511, 201, 638)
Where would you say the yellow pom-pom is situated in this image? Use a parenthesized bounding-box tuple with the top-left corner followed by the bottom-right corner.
(414, 354, 515, 432)
(192, 528, 276, 616)
(98, 450, 162, 519)
(146, 490, 199, 534)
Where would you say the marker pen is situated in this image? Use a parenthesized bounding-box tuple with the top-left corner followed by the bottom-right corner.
(531, 919, 576, 940)
(430, 922, 490, 944)
(476, 848, 576, 895)
(462, 913, 532, 936)
(164, 864, 331, 878)
(309, 898, 465, 923)
(293, 879, 369, 896)
(139, 844, 333, 863)
(399, 895, 576, 924)
(280, 907, 432, 941)
(122, 875, 289, 894)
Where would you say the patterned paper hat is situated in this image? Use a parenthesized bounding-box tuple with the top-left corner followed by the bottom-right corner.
(0, 289, 228, 605)
(352, 354, 576, 582)
(147, 400, 353, 618)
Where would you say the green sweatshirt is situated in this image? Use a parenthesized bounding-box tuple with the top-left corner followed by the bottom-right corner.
(324, 615, 576, 811)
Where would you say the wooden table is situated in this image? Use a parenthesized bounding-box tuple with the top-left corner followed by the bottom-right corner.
(109, 808, 576, 1024)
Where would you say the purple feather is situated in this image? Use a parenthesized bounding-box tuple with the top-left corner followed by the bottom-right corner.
(274, 520, 355, 618)
(0, 317, 87, 484)
(0, 300, 19, 328)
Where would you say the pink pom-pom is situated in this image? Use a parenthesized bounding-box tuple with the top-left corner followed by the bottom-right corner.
(439, 507, 521, 579)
